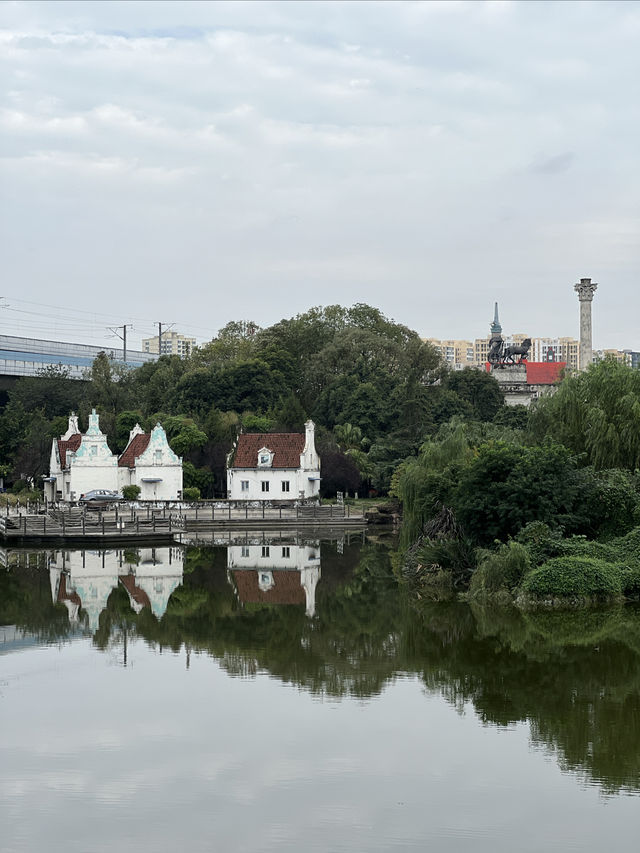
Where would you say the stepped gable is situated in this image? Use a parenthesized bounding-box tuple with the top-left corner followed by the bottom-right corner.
(526, 362, 565, 384)
(231, 433, 305, 468)
(57, 434, 82, 469)
(232, 570, 306, 605)
(118, 433, 151, 468)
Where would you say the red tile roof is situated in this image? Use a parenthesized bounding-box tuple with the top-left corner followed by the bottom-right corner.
(119, 574, 151, 609)
(118, 433, 151, 468)
(526, 362, 566, 384)
(231, 433, 305, 468)
(57, 573, 81, 606)
(232, 570, 306, 605)
(57, 434, 82, 469)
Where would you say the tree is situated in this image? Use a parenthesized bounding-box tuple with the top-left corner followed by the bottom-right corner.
(334, 423, 364, 451)
(318, 450, 362, 498)
(9, 365, 82, 420)
(443, 368, 504, 421)
(529, 360, 640, 470)
(161, 416, 208, 456)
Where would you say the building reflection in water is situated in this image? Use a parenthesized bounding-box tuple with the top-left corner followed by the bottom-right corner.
(226, 535, 321, 617)
(49, 547, 184, 633)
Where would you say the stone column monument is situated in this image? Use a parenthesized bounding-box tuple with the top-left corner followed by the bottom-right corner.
(574, 277, 597, 370)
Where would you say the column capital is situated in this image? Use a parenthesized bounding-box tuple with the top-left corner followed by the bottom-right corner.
(574, 278, 598, 302)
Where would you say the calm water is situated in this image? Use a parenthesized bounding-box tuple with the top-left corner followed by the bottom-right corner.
(1, 535, 640, 853)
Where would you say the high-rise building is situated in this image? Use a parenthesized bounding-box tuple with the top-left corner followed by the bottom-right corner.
(142, 331, 197, 358)
(425, 338, 475, 369)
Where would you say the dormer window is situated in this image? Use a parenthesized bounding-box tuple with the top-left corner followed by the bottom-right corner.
(257, 447, 273, 467)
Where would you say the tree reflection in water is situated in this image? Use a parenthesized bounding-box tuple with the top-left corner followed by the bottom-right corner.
(1, 541, 640, 793)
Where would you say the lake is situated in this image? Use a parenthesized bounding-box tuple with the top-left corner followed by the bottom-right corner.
(1, 534, 639, 852)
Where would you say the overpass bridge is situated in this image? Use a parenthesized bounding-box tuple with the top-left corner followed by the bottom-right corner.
(0, 334, 157, 389)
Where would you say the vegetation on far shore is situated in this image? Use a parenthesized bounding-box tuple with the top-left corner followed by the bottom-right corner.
(2, 303, 640, 605)
(394, 359, 640, 605)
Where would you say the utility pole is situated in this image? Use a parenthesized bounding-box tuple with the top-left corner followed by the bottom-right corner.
(156, 322, 174, 357)
(107, 324, 133, 364)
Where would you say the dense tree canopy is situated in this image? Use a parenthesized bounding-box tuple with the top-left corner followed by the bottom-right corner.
(0, 303, 509, 496)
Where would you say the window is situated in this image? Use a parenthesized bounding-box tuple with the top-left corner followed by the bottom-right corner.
(281, 481, 290, 492)
(261, 546, 270, 557)
(241, 480, 249, 492)
(261, 481, 270, 493)
(154, 450, 162, 464)
(282, 546, 290, 558)
(258, 449, 273, 467)
(241, 545, 250, 557)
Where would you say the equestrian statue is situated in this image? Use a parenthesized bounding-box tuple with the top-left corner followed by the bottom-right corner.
(487, 336, 531, 366)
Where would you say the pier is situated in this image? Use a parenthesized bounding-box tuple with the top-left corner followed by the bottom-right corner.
(0, 501, 365, 545)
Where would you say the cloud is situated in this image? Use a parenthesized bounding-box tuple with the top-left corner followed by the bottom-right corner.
(530, 152, 576, 175)
(0, 0, 638, 349)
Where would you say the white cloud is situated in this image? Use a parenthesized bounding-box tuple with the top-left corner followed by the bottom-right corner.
(0, 0, 638, 348)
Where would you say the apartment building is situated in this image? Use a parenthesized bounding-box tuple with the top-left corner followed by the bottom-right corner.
(142, 331, 197, 357)
(425, 339, 475, 369)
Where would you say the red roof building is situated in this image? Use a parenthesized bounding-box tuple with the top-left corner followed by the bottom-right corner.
(230, 433, 306, 469)
(227, 420, 320, 502)
(525, 361, 565, 384)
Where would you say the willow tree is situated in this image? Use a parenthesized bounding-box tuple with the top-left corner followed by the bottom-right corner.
(529, 360, 640, 470)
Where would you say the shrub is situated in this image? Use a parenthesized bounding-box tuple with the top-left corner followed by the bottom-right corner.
(621, 567, 640, 596)
(122, 485, 141, 501)
(520, 556, 623, 600)
(11, 479, 29, 494)
(470, 541, 531, 597)
(405, 535, 477, 590)
(515, 521, 564, 565)
(182, 487, 201, 502)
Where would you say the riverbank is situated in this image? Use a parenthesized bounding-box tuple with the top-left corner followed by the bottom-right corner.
(403, 521, 640, 609)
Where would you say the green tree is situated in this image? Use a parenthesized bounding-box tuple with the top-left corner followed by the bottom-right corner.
(530, 359, 640, 470)
(443, 368, 504, 421)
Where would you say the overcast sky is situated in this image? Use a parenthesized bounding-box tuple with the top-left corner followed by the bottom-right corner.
(1, 0, 639, 351)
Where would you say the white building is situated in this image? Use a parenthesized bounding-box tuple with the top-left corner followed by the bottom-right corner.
(118, 423, 183, 501)
(45, 412, 183, 502)
(46, 410, 118, 503)
(50, 547, 184, 633)
(227, 538, 320, 617)
(226, 420, 320, 502)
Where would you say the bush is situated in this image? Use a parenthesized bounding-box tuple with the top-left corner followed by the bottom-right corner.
(520, 556, 623, 600)
(404, 535, 477, 590)
(11, 479, 29, 493)
(470, 541, 531, 597)
(515, 522, 564, 566)
(183, 487, 201, 502)
(122, 485, 141, 501)
(621, 567, 640, 596)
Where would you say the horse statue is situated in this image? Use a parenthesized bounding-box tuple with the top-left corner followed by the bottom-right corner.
(503, 338, 531, 364)
(488, 337, 531, 365)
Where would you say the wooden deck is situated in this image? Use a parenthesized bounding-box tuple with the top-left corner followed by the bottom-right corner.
(0, 503, 365, 545)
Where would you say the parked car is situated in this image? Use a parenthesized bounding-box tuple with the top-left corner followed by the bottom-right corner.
(78, 490, 124, 510)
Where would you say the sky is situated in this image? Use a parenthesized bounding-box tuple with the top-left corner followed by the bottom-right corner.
(1, 0, 639, 351)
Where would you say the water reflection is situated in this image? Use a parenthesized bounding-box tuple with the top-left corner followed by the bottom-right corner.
(49, 547, 184, 632)
(227, 535, 320, 617)
(2, 538, 640, 793)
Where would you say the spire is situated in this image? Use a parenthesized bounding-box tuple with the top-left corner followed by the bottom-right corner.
(490, 302, 502, 338)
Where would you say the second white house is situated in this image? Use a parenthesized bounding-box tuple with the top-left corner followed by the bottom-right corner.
(226, 420, 321, 502)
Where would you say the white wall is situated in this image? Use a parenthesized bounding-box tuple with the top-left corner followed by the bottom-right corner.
(227, 543, 320, 570)
(227, 467, 318, 501)
(117, 424, 183, 501)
